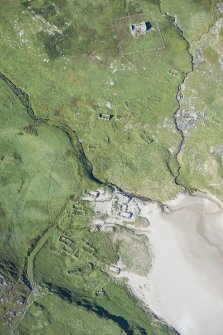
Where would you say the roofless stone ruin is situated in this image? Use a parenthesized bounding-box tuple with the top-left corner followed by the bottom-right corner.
(130, 21, 152, 38)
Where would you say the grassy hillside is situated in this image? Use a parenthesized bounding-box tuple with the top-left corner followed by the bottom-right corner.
(160, 0, 223, 200)
(0, 0, 192, 200)
(0, 57, 176, 335)
(0, 0, 222, 333)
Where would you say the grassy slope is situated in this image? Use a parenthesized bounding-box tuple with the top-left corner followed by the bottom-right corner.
(0, 0, 192, 200)
(0, 77, 93, 273)
(160, 0, 223, 201)
(23, 205, 174, 335)
(2, 0, 221, 334)
(18, 294, 125, 335)
(0, 63, 176, 335)
(160, 0, 219, 43)
(176, 60, 223, 198)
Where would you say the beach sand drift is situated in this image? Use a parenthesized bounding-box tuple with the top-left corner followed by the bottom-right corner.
(119, 194, 223, 335)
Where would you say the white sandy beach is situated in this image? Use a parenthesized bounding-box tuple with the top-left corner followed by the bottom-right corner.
(87, 189, 223, 334)
(118, 193, 223, 335)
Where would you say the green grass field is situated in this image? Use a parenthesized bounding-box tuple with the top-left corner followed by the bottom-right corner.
(0, 0, 222, 333)
(0, 0, 192, 201)
(160, 0, 223, 201)
(0, 71, 176, 335)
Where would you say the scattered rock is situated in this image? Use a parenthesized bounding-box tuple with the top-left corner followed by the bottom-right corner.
(210, 144, 223, 163)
